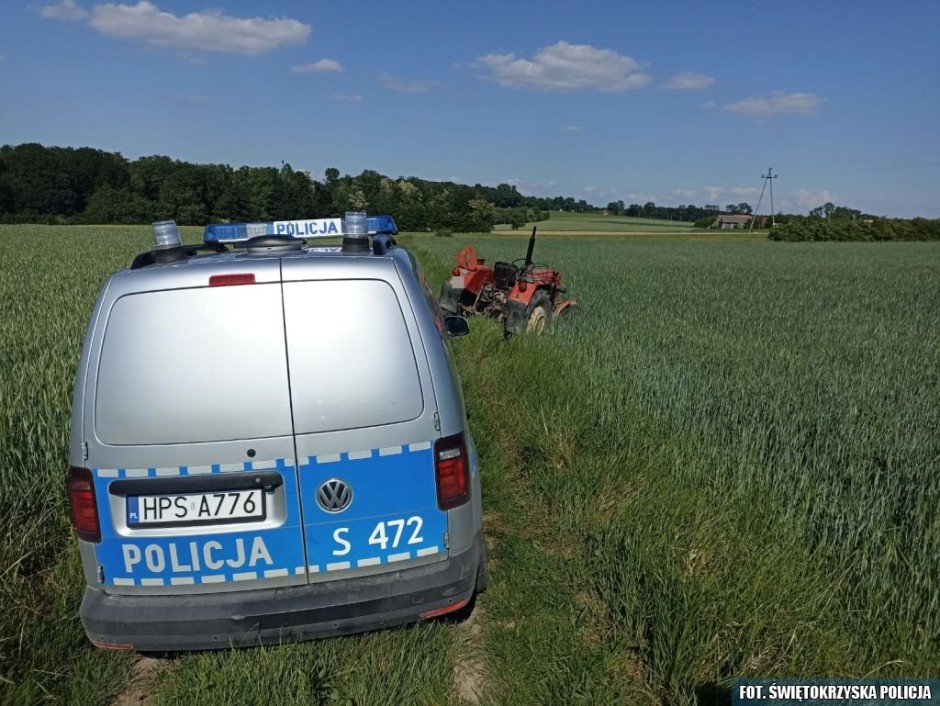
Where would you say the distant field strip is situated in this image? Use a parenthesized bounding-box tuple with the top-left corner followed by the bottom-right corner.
(494, 211, 696, 233)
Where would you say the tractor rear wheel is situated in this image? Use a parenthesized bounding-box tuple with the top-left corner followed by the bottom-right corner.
(525, 290, 552, 334)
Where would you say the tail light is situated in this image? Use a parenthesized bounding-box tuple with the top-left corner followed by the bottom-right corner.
(420, 597, 471, 619)
(434, 433, 470, 510)
(67, 466, 100, 543)
(209, 273, 255, 286)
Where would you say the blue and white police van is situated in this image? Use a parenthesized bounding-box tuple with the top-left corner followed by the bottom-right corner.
(67, 213, 485, 650)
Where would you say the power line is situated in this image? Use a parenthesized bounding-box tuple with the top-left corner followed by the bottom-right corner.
(750, 167, 778, 233)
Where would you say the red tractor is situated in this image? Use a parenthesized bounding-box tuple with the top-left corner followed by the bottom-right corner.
(439, 227, 575, 336)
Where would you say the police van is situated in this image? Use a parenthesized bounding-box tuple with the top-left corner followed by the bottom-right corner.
(67, 213, 485, 651)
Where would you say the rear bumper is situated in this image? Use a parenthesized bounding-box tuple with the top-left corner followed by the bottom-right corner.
(81, 532, 482, 651)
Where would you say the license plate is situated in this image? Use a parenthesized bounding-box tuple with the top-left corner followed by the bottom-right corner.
(127, 489, 265, 527)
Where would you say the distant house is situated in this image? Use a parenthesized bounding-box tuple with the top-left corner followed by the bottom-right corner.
(714, 214, 752, 230)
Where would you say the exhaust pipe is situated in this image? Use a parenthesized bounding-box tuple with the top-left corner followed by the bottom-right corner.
(524, 226, 537, 267)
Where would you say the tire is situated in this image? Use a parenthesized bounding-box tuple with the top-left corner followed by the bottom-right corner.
(475, 543, 488, 594)
(525, 290, 552, 334)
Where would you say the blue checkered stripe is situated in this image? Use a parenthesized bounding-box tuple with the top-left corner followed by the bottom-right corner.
(91, 441, 449, 587)
(93, 457, 292, 479)
(92, 457, 306, 587)
(298, 441, 449, 574)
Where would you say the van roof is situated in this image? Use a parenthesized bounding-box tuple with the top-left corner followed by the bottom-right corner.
(115, 241, 413, 295)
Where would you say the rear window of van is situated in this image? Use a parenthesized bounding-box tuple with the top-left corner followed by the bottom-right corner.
(95, 284, 293, 445)
(282, 279, 424, 434)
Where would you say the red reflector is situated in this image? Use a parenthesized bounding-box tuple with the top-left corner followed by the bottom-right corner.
(420, 598, 470, 619)
(67, 466, 100, 543)
(90, 639, 133, 650)
(209, 273, 255, 287)
(434, 433, 469, 510)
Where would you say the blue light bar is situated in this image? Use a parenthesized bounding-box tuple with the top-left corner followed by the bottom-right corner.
(367, 215, 398, 235)
(204, 215, 398, 243)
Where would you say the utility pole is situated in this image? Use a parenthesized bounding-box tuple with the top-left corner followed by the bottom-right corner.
(749, 167, 779, 233)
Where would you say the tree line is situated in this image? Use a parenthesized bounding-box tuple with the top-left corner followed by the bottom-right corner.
(0, 142, 732, 231)
(0, 143, 557, 232)
(768, 216, 940, 241)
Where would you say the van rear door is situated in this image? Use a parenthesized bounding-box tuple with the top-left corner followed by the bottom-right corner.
(83, 263, 308, 593)
(281, 266, 448, 579)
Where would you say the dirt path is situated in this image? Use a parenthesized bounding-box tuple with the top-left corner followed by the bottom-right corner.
(453, 601, 487, 704)
(111, 655, 172, 706)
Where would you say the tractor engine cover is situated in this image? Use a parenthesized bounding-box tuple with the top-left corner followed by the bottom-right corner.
(493, 262, 518, 291)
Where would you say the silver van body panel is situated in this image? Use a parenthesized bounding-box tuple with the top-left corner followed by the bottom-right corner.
(71, 244, 482, 606)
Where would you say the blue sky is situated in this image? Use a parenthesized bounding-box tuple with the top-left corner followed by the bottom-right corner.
(1, 0, 938, 216)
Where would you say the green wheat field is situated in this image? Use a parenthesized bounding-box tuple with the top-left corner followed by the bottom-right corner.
(1, 224, 937, 705)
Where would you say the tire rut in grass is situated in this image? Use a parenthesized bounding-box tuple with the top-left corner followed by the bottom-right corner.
(111, 655, 174, 706)
(450, 325, 656, 704)
(452, 601, 487, 704)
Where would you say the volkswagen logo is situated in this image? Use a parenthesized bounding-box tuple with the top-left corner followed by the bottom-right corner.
(316, 478, 353, 513)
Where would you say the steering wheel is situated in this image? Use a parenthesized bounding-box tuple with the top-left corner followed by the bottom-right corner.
(512, 258, 550, 280)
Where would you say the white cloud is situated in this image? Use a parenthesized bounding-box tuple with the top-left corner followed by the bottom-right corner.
(672, 188, 698, 199)
(662, 71, 714, 90)
(703, 186, 725, 202)
(292, 58, 342, 74)
(474, 41, 651, 92)
(730, 187, 760, 198)
(562, 125, 581, 131)
(788, 189, 836, 209)
(40, 1, 310, 55)
(332, 93, 363, 103)
(40, 0, 88, 21)
(379, 73, 443, 94)
(723, 92, 822, 117)
(501, 178, 559, 196)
